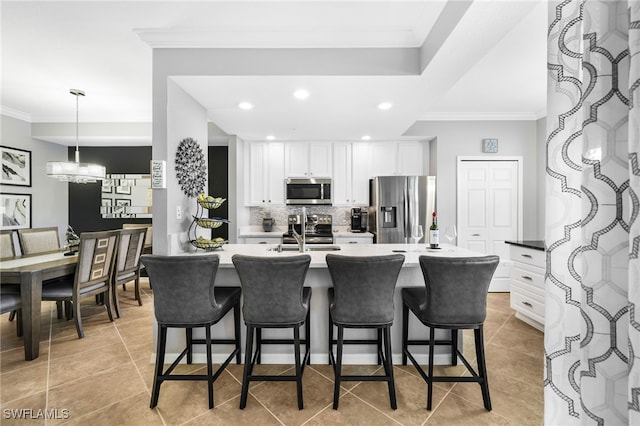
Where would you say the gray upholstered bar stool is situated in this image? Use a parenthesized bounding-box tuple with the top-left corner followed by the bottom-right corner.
(402, 255, 499, 411)
(141, 254, 241, 410)
(325, 254, 405, 410)
(231, 254, 312, 410)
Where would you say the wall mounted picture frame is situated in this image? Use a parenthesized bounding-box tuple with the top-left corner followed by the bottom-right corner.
(0, 145, 32, 187)
(115, 198, 131, 217)
(1, 192, 31, 230)
(115, 185, 131, 195)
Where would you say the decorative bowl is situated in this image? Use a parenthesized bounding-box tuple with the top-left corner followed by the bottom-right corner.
(197, 197, 226, 209)
(193, 216, 230, 229)
(190, 239, 228, 250)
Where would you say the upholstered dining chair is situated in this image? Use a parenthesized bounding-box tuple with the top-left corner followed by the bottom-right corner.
(17, 226, 60, 255)
(111, 227, 147, 317)
(0, 230, 17, 259)
(325, 254, 405, 410)
(402, 255, 500, 411)
(231, 254, 312, 410)
(141, 254, 241, 410)
(1, 286, 22, 336)
(41, 230, 119, 338)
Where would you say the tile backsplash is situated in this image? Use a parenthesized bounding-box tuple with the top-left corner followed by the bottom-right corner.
(250, 205, 367, 228)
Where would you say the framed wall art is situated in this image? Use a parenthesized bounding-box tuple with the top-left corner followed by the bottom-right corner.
(1, 146, 32, 187)
(1, 192, 31, 230)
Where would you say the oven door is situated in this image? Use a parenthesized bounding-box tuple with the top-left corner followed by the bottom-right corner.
(285, 178, 332, 205)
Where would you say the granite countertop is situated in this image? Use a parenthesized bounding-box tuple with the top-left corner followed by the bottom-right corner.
(505, 240, 545, 251)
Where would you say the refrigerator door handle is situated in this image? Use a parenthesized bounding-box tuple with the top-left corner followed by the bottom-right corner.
(404, 181, 410, 241)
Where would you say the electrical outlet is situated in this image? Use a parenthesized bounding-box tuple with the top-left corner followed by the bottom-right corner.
(176, 205, 182, 220)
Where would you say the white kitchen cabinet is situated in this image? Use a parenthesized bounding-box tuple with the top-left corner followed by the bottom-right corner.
(334, 234, 373, 244)
(246, 142, 285, 206)
(398, 142, 423, 175)
(369, 143, 398, 177)
(332, 142, 370, 206)
(369, 141, 424, 177)
(285, 142, 332, 177)
(508, 242, 545, 331)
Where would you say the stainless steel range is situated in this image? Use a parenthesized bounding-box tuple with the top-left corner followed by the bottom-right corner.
(282, 214, 333, 245)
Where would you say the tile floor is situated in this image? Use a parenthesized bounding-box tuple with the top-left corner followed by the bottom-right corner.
(0, 280, 543, 425)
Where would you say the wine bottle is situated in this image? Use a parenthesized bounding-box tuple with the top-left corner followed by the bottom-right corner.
(429, 211, 439, 249)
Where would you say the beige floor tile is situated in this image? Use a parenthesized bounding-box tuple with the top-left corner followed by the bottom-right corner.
(46, 363, 148, 425)
(305, 392, 400, 425)
(246, 366, 334, 424)
(502, 314, 544, 335)
(425, 393, 511, 425)
(48, 325, 121, 360)
(0, 363, 48, 404)
(449, 371, 543, 425)
(0, 390, 47, 425)
(484, 342, 543, 385)
(62, 391, 163, 426)
(489, 327, 544, 358)
(48, 342, 132, 388)
(350, 366, 444, 426)
(0, 343, 50, 373)
(183, 394, 282, 426)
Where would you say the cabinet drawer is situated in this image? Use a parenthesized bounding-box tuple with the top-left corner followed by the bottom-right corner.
(509, 245, 545, 268)
(510, 263, 545, 293)
(510, 282, 545, 323)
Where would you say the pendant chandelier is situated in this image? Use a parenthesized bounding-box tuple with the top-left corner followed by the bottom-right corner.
(46, 89, 106, 183)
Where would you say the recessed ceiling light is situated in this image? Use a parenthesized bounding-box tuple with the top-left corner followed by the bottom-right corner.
(266, 135, 276, 141)
(377, 102, 392, 110)
(294, 89, 310, 100)
(238, 102, 253, 110)
(361, 135, 371, 141)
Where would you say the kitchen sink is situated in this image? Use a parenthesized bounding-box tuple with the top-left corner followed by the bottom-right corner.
(305, 246, 341, 251)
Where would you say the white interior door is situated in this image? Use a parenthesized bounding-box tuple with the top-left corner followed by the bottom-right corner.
(457, 158, 522, 292)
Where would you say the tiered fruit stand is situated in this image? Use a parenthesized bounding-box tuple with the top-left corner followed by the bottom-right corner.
(189, 195, 230, 250)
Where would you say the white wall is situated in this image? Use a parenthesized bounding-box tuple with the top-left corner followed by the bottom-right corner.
(1, 115, 69, 244)
(406, 120, 541, 240)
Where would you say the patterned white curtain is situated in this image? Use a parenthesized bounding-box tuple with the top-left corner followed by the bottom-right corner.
(545, 1, 640, 425)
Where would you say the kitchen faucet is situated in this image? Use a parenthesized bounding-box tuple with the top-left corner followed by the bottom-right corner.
(291, 206, 306, 252)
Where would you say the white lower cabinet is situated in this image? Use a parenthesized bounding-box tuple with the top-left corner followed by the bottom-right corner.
(509, 243, 545, 331)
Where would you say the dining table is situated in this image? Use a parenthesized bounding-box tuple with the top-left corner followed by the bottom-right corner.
(0, 250, 77, 360)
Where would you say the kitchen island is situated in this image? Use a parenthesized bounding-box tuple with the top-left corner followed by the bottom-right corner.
(155, 243, 487, 365)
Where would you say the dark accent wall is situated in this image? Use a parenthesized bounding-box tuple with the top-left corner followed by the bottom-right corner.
(69, 146, 230, 240)
(68, 146, 152, 233)
(208, 146, 229, 240)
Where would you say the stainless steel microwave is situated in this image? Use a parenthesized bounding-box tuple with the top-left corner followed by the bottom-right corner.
(285, 178, 332, 205)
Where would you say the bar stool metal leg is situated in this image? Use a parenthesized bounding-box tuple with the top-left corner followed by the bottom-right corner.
(240, 325, 255, 409)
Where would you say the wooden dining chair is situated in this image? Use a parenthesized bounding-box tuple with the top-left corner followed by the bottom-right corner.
(17, 227, 60, 255)
(41, 230, 119, 338)
(0, 230, 17, 259)
(111, 227, 147, 317)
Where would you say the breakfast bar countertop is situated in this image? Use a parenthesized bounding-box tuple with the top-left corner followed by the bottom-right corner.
(190, 242, 480, 268)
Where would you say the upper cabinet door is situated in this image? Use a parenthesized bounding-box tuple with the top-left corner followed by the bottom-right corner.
(245, 142, 285, 206)
(308, 143, 332, 177)
(332, 142, 353, 206)
(398, 142, 423, 176)
(266, 143, 285, 205)
(351, 142, 370, 204)
(369, 143, 398, 177)
(285, 143, 309, 177)
(285, 142, 332, 177)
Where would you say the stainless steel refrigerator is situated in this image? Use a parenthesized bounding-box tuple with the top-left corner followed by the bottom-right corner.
(369, 176, 436, 243)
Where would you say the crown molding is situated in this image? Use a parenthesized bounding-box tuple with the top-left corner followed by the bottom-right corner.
(1, 106, 32, 122)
